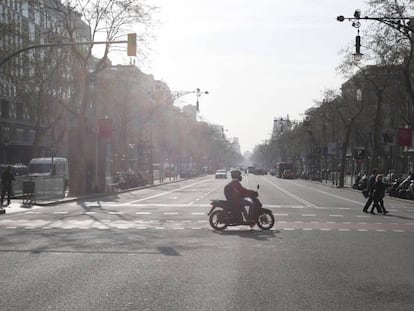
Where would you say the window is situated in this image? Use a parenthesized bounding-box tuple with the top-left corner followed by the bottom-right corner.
(21, 1, 28, 18)
(1, 99, 9, 118)
(16, 102, 23, 120)
(29, 130, 35, 142)
(1, 127, 10, 140)
(16, 128, 23, 141)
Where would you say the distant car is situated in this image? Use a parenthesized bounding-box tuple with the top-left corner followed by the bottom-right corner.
(282, 169, 295, 179)
(269, 168, 276, 176)
(215, 169, 227, 179)
(253, 168, 267, 175)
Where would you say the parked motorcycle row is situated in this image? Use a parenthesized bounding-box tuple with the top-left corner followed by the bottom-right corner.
(352, 171, 414, 200)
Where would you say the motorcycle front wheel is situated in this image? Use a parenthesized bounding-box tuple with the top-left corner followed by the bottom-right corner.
(209, 210, 228, 231)
(257, 209, 275, 230)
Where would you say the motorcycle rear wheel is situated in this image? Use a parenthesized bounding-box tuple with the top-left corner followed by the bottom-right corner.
(257, 209, 275, 230)
(209, 210, 228, 230)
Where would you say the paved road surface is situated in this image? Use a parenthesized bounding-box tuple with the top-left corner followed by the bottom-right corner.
(0, 175, 413, 310)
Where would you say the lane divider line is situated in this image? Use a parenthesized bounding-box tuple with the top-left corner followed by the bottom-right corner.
(263, 178, 318, 208)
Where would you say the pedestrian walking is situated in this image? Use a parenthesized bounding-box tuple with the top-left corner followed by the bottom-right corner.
(362, 168, 378, 213)
(370, 174, 389, 215)
(1, 166, 15, 207)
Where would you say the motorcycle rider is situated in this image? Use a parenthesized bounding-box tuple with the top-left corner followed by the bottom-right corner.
(224, 169, 258, 223)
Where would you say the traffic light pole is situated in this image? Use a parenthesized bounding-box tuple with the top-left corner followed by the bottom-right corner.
(172, 88, 209, 111)
(0, 34, 136, 68)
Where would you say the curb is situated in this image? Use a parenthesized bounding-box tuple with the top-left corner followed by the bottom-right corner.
(30, 177, 189, 207)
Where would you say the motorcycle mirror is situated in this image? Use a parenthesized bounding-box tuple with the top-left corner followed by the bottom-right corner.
(257, 184, 260, 190)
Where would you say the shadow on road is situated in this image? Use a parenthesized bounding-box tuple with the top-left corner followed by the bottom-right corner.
(212, 229, 279, 241)
(384, 213, 414, 221)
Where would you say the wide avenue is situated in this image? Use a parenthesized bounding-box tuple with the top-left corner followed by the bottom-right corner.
(1, 175, 413, 311)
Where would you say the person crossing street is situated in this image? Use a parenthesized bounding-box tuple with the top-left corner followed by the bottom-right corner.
(1, 166, 15, 207)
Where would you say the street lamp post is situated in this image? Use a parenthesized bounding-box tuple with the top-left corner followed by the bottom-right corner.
(337, 9, 413, 62)
(172, 88, 209, 112)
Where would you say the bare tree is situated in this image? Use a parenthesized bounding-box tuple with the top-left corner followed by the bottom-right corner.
(364, 0, 414, 113)
(42, 0, 156, 194)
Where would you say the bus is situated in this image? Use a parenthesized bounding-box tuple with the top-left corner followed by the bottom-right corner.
(247, 164, 256, 174)
(275, 162, 293, 178)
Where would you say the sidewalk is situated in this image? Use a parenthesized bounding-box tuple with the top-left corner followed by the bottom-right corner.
(0, 177, 185, 215)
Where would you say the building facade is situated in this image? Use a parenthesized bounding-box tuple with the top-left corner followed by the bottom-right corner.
(0, 0, 90, 164)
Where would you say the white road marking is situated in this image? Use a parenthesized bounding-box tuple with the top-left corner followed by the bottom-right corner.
(120, 179, 210, 205)
(280, 179, 363, 205)
(263, 178, 318, 208)
(315, 207, 351, 210)
(266, 205, 305, 208)
(136, 212, 151, 215)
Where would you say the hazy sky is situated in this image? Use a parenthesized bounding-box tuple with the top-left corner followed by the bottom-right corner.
(119, 0, 368, 153)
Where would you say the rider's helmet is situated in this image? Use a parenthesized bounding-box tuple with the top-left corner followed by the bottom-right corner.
(231, 169, 242, 181)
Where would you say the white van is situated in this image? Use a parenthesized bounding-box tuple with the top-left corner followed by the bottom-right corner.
(28, 157, 69, 188)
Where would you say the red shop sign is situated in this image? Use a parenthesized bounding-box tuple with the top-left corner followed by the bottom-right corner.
(398, 128, 412, 146)
(98, 119, 113, 139)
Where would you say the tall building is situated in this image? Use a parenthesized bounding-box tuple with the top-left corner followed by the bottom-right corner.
(231, 137, 241, 154)
(0, 0, 90, 163)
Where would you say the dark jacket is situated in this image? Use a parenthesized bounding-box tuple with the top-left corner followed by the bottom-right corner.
(1, 170, 14, 186)
(366, 174, 377, 195)
(224, 179, 257, 205)
(372, 180, 387, 199)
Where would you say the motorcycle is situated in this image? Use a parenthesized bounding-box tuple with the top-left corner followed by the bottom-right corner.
(388, 178, 402, 197)
(207, 185, 275, 230)
(389, 174, 414, 199)
(352, 172, 367, 190)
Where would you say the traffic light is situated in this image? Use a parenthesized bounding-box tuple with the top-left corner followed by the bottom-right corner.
(127, 33, 136, 56)
(354, 147, 365, 160)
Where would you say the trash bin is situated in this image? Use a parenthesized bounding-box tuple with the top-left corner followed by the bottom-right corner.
(23, 180, 35, 203)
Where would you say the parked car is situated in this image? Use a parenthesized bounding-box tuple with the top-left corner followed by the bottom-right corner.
(215, 169, 227, 179)
(282, 169, 295, 179)
(27, 157, 69, 189)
